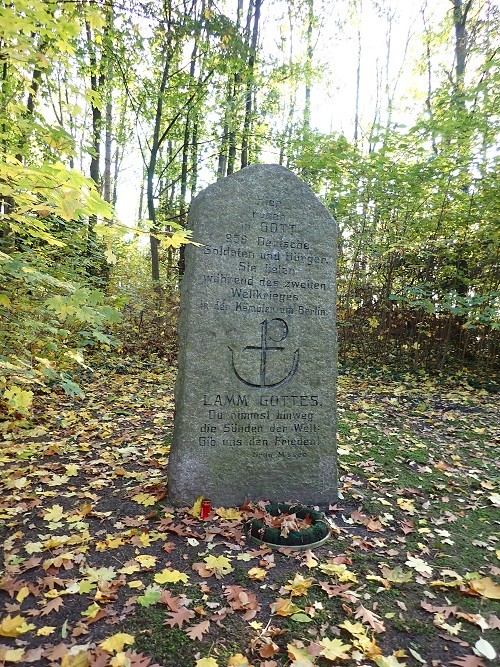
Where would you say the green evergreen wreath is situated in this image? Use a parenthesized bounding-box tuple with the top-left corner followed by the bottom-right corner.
(246, 503, 330, 548)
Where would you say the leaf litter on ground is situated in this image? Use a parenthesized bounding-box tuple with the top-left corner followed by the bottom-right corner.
(0, 358, 499, 666)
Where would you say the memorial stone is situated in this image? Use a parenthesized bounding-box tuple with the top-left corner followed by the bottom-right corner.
(168, 164, 337, 507)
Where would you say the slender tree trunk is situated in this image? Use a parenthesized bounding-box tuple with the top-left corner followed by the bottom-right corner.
(148, 41, 172, 285)
(354, 19, 361, 144)
(452, 0, 472, 85)
(103, 99, 113, 203)
(303, 0, 313, 133)
(86, 21, 105, 192)
(225, 0, 244, 175)
(241, 0, 262, 168)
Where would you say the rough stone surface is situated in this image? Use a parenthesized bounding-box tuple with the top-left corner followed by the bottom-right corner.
(168, 164, 337, 507)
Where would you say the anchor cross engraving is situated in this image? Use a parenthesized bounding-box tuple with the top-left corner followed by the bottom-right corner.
(229, 318, 299, 388)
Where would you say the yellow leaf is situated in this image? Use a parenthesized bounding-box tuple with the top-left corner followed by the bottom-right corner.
(189, 496, 204, 518)
(227, 654, 253, 666)
(284, 573, 314, 596)
(100, 632, 135, 653)
(353, 634, 382, 658)
(37, 626, 56, 636)
(131, 493, 157, 506)
(154, 568, 189, 584)
(247, 567, 267, 581)
(339, 620, 367, 637)
(380, 566, 413, 584)
(135, 554, 156, 568)
(303, 550, 319, 568)
(16, 586, 29, 603)
(0, 648, 25, 663)
(270, 598, 302, 617)
(104, 247, 118, 265)
(216, 507, 243, 520)
(127, 580, 144, 589)
(110, 653, 131, 667)
(139, 532, 152, 546)
(469, 577, 500, 599)
(61, 652, 90, 667)
(319, 637, 352, 661)
(397, 499, 415, 513)
(3, 385, 33, 415)
(65, 464, 79, 476)
(0, 614, 35, 637)
(120, 565, 140, 575)
(0, 294, 11, 308)
(204, 554, 233, 576)
(81, 602, 101, 618)
(195, 659, 219, 667)
(43, 504, 64, 522)
(319, 562, 358, 582)
(287, 642, 316, 665)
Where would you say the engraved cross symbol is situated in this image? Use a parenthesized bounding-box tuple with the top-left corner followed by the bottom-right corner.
(229, 318, 299, 388)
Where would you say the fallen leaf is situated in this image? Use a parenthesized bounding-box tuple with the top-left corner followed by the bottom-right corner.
(284, 573, 314, 596)
(374, 655, 407, 667)
(290, 613, 313, 623)
(195, 658, 219, 667)
(100, 633, 135, 653)
(449, 656, 487, 667)
(270, 598, 302, 616)
(189, 496, 203, 518)
(154, 568, 189, 584)
(185, 620, 210, 640)
(380, 566, 413, 583)
(216, 507, 243, 520)
(248, 567, 267, 581)
(43, 504, 64, 522)
(405, 556, 432, 577)
(355, 605, 386, 633)
(0, 647, 25, 663)
(164, 606, 195, 628)
(0, 614, 36, 637)
(474, 638, 497, 660)
(469, 577, 500, 599)
(319, 637, 351, 661)
(227, 654, 254, 667)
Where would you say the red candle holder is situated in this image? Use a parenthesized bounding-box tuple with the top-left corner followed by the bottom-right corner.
(200, 499, 211, 519)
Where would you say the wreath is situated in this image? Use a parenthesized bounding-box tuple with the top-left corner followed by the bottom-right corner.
(246, 502, 330, 548)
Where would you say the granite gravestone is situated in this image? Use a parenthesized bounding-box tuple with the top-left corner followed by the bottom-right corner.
(168, 164, 337, 507)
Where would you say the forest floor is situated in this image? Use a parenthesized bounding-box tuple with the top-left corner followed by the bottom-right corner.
(0, 356, 499, 667)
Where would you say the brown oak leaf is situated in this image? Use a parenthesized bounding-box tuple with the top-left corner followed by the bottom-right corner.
(125, 650, 164, 667)
(420, 601, 458, 618)
(185, 619, 210, 640)
(40, 596, 64, 616)
(164, 606, 195, 629)
(354, 604, 386, 633)
(159, 590, 182, 611)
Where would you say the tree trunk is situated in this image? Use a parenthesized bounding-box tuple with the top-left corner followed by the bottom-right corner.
(452, 0, 472, 85)
(303, 0, 313, 133)
(241, 0, 262, 168)
(103, 99, 113, 203)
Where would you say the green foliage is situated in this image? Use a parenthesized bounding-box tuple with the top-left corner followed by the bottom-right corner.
(0, 4, 122, 421)
(286, 69, 499, 373)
